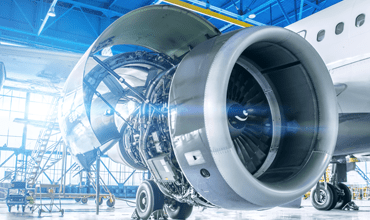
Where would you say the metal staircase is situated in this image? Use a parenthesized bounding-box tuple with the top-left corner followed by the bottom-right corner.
(88, 165, 112, 196)
(355, 165, 370, 185)
(26, 97, 61, 186)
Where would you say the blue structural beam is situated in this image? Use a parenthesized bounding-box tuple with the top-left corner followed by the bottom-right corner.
(43, 172, 53, 184)
(0, 153, 15, 168)
(304, 0, 320, 9)
(275, 0, 291, 24)
(219, 0, 274, 31)
(57, 162, 77, 182)
(274, 0, 328, 26)
(100, 160, 119, 185)
(299, 0, 305, 20)
(122, 170, 136, 185)
(58, 0, 125, 17)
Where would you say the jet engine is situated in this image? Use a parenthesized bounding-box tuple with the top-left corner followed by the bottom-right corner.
(59, 5, 338, 214)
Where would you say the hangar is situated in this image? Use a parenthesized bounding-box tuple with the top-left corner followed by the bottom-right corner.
(1, 0, 370, 219)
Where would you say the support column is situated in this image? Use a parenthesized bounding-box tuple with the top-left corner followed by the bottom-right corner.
(21, 92, 30, 181)
(96, 150, 101, 215)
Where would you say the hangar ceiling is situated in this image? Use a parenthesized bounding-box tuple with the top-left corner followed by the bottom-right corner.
(0, 0, 342, 53)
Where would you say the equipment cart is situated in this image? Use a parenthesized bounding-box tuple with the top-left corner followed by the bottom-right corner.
(6, 181, 28, 212)
(31, 183, 64, 217)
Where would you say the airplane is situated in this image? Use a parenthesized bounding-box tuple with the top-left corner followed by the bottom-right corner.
(286, 0, 370, 211)
(0, 0, 368, 219)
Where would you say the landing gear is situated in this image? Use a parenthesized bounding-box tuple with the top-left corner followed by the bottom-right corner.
(75, 198, 81, 203)
(311, 159, 357, 211)
(164, 201, 193, 220)
(311, 183, 338, 210)
(334, 183, 352, 209)
(136, 180, 164, 220)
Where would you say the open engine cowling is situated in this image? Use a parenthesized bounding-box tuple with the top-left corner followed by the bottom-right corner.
(59, 5, 338, 210)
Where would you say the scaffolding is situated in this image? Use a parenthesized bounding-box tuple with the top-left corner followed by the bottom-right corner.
(0, 88, 140, 216)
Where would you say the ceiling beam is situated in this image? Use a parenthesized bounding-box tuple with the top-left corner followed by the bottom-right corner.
(219, 0, 275, 32)
(276, 0, 291, 24)
(163, 0, 264, 27)
(58, 0, 124, 17)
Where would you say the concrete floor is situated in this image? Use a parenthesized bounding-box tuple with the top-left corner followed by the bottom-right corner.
(1, 198, 370, 220)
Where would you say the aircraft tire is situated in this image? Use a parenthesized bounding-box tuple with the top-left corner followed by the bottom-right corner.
(165, 201, 193, 220)
(136, 180, 164, 220)
(311, 183, 338, 210)
(334, 183, 352, 209)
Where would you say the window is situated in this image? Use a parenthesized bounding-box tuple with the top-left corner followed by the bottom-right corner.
(317, 30, 325, 42)
(335, 22, 344, 35)
(297, 30, 307, 38)
(355, 14, 365, 27)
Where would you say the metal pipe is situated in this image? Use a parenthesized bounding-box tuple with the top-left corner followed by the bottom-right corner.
(38, 0, 59, 35)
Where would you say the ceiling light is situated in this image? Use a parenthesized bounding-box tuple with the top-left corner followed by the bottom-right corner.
(48, 7, 56, 17)
(248, 14, 256, 19)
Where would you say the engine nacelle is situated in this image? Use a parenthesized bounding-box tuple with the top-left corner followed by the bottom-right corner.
(59, 5, 338, 210)
(168, 26, 337, 209)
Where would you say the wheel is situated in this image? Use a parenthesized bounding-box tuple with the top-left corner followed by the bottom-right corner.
(165, 201, 193, 220)
(22, 205, 25, 213)
(327, 183, 339, 210)
(106, 197, 115, 207)
(38, 209, 42, 217)
(8, 206, 11, 212)
(335, 183, 352, 209)
(311, 183, 338, 210)
(136, 180, 164, 220)
(17, 205, 19, 211)
(81, 197, 88, 204)
(95, 197, 103, 205)
(75, 198, 81, 203)
(61, 209, 64, 216)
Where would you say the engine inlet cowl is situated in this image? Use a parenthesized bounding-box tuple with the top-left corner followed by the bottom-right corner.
(169, 26, 338, 209)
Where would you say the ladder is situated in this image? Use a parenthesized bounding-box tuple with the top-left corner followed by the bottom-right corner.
(88, 165, 112, 196)
(26, 97, 60, 186)
(35, 139, 64, 181)
(355, 165, 370, 185)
